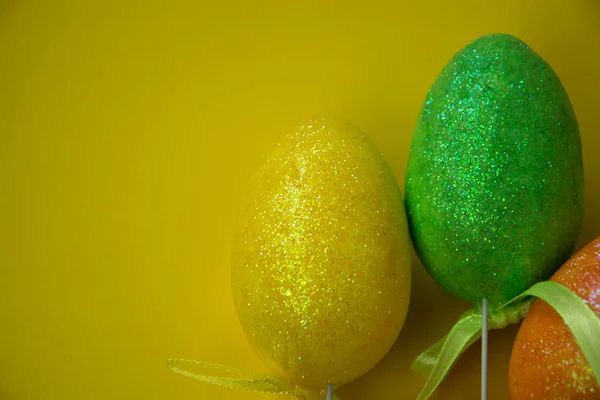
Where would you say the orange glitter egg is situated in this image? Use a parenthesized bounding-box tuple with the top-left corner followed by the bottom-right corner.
(509, 237, 600, 399)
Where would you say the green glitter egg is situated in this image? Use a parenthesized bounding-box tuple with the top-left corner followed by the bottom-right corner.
(405, 34, 584, 309)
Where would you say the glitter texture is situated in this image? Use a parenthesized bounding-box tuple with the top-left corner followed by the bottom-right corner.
(405, 34, 584, 309)
(509, 237, 600, 399)
(231, 115, 412, 390)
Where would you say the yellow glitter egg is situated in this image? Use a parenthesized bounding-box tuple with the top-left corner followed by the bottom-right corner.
(231, 115, 412, 392)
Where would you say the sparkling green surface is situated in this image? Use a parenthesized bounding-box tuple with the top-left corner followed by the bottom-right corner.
(405, 34, 584, 309)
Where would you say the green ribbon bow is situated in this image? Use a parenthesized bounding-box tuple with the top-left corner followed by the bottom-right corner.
(412, 280, 600, 400)
(167, 358, 340, 399)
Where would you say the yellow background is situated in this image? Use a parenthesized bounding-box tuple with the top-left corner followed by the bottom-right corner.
(1, 1, 599, 399)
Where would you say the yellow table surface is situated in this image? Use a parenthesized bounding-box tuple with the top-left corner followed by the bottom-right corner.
(1, 1, 599, 399)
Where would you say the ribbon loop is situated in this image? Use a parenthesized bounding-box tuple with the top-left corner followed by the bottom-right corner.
(412, 311, 483, 400)
(167, 358, 289, 393)
(167, 358, 340, 399)
(412, 281, 600, 400)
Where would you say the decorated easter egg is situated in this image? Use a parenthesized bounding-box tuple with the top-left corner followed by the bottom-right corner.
(509, 237, 600, 399)
(231, 115, 412, 390)
(405, 33, 583, 309)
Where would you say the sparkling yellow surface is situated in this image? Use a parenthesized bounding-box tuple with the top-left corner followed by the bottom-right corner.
(231, 116, 411, 391)
(0, 1, 599, 400)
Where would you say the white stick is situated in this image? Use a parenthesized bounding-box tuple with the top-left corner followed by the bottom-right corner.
(326, 383, 333, 400)
(481, 297, 488, 400)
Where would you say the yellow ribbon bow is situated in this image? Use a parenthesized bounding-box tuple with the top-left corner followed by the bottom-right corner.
(167, 358, 340, 399)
